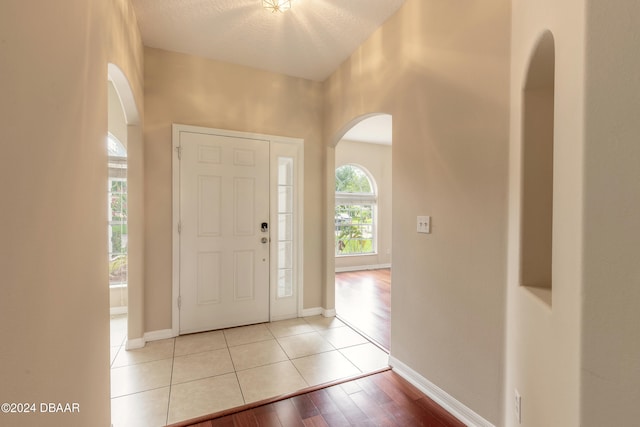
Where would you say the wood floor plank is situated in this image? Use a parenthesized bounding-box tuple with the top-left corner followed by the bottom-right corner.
(307, 389, 341, 416)
(302, 415, 330, 427)
(335, 269, 391, 349)
(318, 410, 350, 427)
(253, 403, 283, 427)
(348, 390, 397, 426)
(371, 371, 418, 405)
(210, 415, 234, 426)
(380, 371, 465, 427)
(230, 411, 258, 427)
(371, 374, 420, 404)
(379, 370, 425, 401)
(380, 400, 422, 426)
(354, 375, 394, 405)
(373, 375, 445, 426)
(273, 399, 305, 427)
(324, 382, 371, 425)
(414, 397, 466, 427)
(291, 394, 320, 419)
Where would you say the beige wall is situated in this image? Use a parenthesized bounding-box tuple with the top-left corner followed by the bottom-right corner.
(143, 48, 325, 331)
(108, 81, 128, 146)
(324, 0, 511, 423)
(4, 0, 637, 425)
(506, 0, 586, 425)
(0, 1, 143, 426)
(508, 1, 640, 425)
(581, 0, 640, 425)
(334, 140, 392, 270)
(107, 0, 146, 344)
(106, 0, 144, 113)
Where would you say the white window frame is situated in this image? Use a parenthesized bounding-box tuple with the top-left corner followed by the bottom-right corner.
(334, 164, 378, 257)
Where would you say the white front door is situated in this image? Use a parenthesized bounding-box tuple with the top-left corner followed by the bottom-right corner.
(178, 130, 270, 333)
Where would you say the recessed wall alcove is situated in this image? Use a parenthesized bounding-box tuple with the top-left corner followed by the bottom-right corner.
(520, 31, 555, 306)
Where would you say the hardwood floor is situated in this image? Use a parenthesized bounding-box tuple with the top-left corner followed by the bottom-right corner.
(335, 269, 391, 350)
(176, 370, 465, 427)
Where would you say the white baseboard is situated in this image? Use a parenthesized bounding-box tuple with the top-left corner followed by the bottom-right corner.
(125, 337, 145, 350)
(124, 329, 175, 350)
(110, 306, 128, 316)
(144, 329, 175, 342)
(301, 307, 323, 317)
(335, 263, 391, 273)
(322, 308, 336, 317)
(301, 307, 337, 318)
(389, 356, 495, 427)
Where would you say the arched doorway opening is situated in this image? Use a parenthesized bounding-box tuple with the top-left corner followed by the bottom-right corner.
(107, 63, 143, 360)
(331, 114, 392, 350)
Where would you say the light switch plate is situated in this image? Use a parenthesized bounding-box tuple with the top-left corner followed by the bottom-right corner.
(417, 216, 431, 233)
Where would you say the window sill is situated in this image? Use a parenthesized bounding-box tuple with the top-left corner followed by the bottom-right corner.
(336, 252, 377, 258)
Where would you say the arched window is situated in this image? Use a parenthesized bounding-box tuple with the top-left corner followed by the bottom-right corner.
(335, 164, 377, 256)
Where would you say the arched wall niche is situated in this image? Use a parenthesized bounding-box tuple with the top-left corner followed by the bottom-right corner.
(520, 30, 556, 305)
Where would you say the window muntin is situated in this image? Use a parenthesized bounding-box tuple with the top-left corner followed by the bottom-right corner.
(107, 133, 127, 158)
(108, 134, 127, 288)
(277, 157, 294, 298)
(335, 165, 376, 256)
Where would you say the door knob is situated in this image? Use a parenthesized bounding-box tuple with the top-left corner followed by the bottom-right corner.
(261, 237, 268, 244)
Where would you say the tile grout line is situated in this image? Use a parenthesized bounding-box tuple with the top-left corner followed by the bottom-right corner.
(335, 316, 390, 355)
(111, 316, 386, 426)
(164, 337, 177, 426)
(222, 327, 251, 407)
(279, 319, 313, 389)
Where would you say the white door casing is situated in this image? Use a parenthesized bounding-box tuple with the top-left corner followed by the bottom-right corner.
(172, 125, 304, 336)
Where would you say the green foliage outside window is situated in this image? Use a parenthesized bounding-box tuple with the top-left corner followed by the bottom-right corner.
(335, 165, 375, 256)
(109, 178, 128, 285)
(335, 204, 373, 254)
(336, 165, 372, 193)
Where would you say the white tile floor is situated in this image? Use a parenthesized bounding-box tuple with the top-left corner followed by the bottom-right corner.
(110, 315, 389, 427)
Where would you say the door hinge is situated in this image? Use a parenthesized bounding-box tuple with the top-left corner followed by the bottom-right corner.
(177, 221, 182, 234)
(177, 296, 182, 309)
(176, 146, 183, 160)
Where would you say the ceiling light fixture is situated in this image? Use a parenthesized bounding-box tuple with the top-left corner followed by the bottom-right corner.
(263, 0, 291, 13)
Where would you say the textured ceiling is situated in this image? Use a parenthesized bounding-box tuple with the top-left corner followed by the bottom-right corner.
(131, 0, 406, 81)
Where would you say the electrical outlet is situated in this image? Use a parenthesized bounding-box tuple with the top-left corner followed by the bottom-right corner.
(514, 389, 522, 424)
(417, 216, 431, 234)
